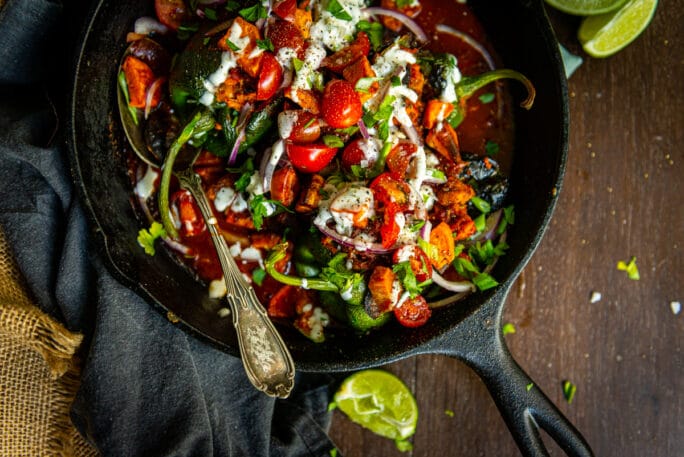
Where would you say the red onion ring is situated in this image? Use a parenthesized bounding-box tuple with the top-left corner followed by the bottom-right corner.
(260, 140, 285, 193)
(228, 103, 254, 165)
(143, 77, 165, 120)
(431, 270, 475, 293)
(314, 218, 394, 254)
(364, 7, 428, 43)
(471, 209, 503, 242)
(419, 220, 432, 241)
(357, 118, 370, 140)
(434, 24, 504, 119)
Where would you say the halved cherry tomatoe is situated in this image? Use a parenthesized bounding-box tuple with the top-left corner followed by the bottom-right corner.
(257, 52, 283, 101)
(171, 189, 205, 237)
(321, 80, 362, 129)
(280, 110, 321, 143)
(392, 245, 433, 283)
(341, 138, 373, 170)
(286, 142, 338, 173)
(271, 0, 297, 21)
(266, 19, 305, 57)
(394, 295, 432, 328)
(154, 0, 189, 31)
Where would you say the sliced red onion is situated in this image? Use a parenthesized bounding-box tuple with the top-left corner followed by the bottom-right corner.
(357, 118, 370, 140)
(162, 236, 191, 255)
(134, 16, 170, 35)
(228, 103, 254, 165)
(314, 218, 394, 254)
(143, 77, 165, 120)
(434, 24, 504, 119)
(196, 9, 206, 19)
(472, 209, 503, 242)
(260, 140, 285, 193)
(399, 117, 421, 145)
(364, 7, 428, 43)
(431, 270, 475, 293)
(435, 24, 495, 70)
(419, 220, 432, 241)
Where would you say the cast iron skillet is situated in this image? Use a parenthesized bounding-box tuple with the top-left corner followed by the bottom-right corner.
(69, 0, 594, 455)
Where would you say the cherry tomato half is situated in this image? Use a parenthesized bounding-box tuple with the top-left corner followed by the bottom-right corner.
(266, 19, 305, 57)
(341, 138, 370, 170)
(380, 205, 401, 249)
(394, 295, 431, 328)
(321, 80, 362, 129)
(280, 110, 321, 143)
(272, 0, 297, 20)
(171, 189, 205, 237)
(321, 32, 371, 73)
(392, 245, 433, 283)
(286, 142, 338, 173)
(257, 52, 283, 101)
(154, 0, 189, 31)
(370, 172, 412, 210)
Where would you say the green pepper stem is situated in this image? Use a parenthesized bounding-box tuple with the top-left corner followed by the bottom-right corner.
(456, 69, 536, 110)
(158, 110, 204, 239)
(264, 243, 338, 292)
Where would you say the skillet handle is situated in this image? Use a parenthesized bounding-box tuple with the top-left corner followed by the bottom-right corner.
(460, 343, 593, 457)
(435, 307, 594, 457)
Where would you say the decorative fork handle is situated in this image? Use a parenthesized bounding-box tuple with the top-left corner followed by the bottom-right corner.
(177, 169, 295, 398)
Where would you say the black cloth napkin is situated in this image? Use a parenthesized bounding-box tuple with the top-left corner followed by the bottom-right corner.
(0, 1, 341, 455)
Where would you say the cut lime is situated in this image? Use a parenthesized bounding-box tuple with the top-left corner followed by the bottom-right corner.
(579, 0, 658, 58)
(544, 0, 628, 15)
(333, 370, 418, 446)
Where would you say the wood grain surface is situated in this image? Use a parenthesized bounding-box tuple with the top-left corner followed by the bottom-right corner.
(329, 3, 684, 456)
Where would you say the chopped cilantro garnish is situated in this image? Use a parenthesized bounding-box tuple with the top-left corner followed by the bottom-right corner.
(203, 7, 217, 20)
(485, 140, 500, 156)
(225, 0, 240, 12)
(452, 256, 479, 278)
(470, 196, 491, 214)
(292, 57, 305, 72)
(252, 267, 267, 286)
(473, 213, 486, 233)
(395, 440, 413, 452)
(225, 39, 240, 52)
(117, 71, 138, 126)
(502, 322, 516, 335)
(617, 256, 640, 280)
(326, 0, 352, 21)
(478, 92, 495, 104)
(562, 380, 577, 404)
(444, 409, 455, 418)
(497, 205, 515, 235)
(329, 448, 338, 457)
(393, 261, 424, 298)
(257, 38, 274, 52)
(391, 75, 402, 87)
(472, 273, 499, 291)
(468, 239, 508, 267)
(202, 36, 211, 46)
(137, 222, 167, 256)
(249, 194, 289, 230)
(410, 220, 426, 232)
(323, 135, 345, 148)
(229, 157, 255, 192)
(239, 3, 268, 22)
(356, 20, 384, 50)
(526, 382, 534, 391)
(177, 23, 200, 40)
(396, 0, 413, 7)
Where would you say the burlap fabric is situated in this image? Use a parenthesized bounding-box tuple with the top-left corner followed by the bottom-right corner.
(0, 228, 98, 457)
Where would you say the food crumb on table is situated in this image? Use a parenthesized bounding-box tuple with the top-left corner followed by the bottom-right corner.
(590, 291, 602, 303)
(670, 301, 681, 315)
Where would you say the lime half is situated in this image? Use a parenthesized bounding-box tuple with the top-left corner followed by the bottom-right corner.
(333, 370, 418, 447)
(544, 0, 628, 15)
(579, 0, 658, 57)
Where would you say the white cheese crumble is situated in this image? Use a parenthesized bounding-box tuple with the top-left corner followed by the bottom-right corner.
(209, 278, 227, 298)
(310, 0, 365, 51)
(671, 301, 681, 315)
(590, 291, 602, 304)
(134, 165, 159, 200)
(213, 187, 236, 212)
(229, 242, 242, 258)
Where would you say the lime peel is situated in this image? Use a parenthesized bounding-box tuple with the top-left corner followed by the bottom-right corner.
(544, 0, 629, 16)
(333, 370, 418, 442)
(579, 0, 658, 58)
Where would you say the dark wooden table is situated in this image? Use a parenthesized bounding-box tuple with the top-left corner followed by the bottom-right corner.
(329, 3, 684, 456)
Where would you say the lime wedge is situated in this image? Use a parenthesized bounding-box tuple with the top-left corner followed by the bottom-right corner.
(579, 0, 658, 57)
(333, 370, 418, 447)
(544, 0, 628, 15)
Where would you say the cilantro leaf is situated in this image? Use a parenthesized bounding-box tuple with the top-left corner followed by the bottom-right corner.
(478, 92, 495, 104)
(393, 261, 422, 298)
(322, 135, 345, 148)
(562, 380, 577, 404)
(137, 222, 167, 256)
(472, 273, 499, 291)
(252, 267, 267, 286)
(228, 157, 255, 192)
(356, 20, 384, 50)
(617, 256, 640, 280)
(326, 0, 352, 21)
(225, 39, 240, 52)
(203, 7, 218, 20)
(502, 322, 516, 335)
(239, 3, 268, 22)
(257, 38, 274, 52)
(497, 205, 515, 235)
(249, 194, 285, 230)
